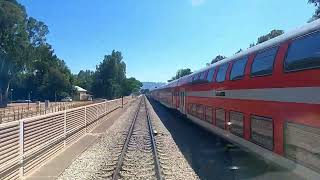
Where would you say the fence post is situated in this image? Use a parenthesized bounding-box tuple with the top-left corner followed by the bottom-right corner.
(96, 105, 98, 121)
(105, 100, 107, 114)
(19, 120, 24, 178)
(63, 110, 67, 147)
(84, 107, 87, 133)
(122, 96, 124, 108)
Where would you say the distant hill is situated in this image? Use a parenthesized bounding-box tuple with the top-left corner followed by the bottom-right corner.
(142, 82, 166, 90)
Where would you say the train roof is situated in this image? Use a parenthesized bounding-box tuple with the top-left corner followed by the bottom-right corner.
(155, 19, 320, 90)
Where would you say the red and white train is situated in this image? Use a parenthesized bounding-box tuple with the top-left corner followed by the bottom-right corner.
(150, 19, 320, 175)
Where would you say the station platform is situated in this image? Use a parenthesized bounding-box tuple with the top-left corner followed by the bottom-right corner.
(25, 103, 131, 180)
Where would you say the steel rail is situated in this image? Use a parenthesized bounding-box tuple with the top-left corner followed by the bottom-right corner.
(112, 97, 143, 180)
(144, 96, 163, 180)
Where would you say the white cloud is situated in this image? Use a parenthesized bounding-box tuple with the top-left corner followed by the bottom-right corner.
(191, 0, 205, 6)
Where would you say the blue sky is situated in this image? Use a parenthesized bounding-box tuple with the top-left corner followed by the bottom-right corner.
(19, 0, 314, 82)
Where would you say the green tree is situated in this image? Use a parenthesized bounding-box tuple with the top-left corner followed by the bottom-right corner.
(123, 77, 142, 96)
(0, 0, 29, 107)
(309, 0, 320, 21)
(74, 70, 94, 92)
(24, 45, 74, 101)
(0, 1, 142, 103)
(38, 60, 73, 101)
(0, 0, 51, 106)
(10, 73, 29, 100)
(235, 49, 243, 54)
(141, 89, 150, 94)
(256, 29, 284, 44)
(168, 68, 192, 82)
(211, 55, 226, 64)
(92, 50, 127, 99)
(10, 48, 74, 101)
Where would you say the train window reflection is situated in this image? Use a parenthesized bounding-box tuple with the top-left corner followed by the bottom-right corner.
(251, 47, 278, 77)
(207, 67, 215, 82)
(205, 106, 213, 123)
(200, 72, 206, 80)
(216, 64, 229, 83)
(285, 31, 320, 72)
(230, 57, 248, 80)
(251, 115, 273, 150)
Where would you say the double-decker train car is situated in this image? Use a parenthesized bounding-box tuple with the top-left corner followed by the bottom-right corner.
(150, 19, 320, 176)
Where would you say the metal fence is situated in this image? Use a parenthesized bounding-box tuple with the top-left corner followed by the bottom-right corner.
(0, 96, 133, 179)
(0, 101, 95, 124)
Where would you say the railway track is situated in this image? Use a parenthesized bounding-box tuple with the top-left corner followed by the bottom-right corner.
(97, 97, 162, 180)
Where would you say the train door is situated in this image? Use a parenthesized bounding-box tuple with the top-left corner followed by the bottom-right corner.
(172, 90, 178, 109)
(171, 90, 174, 108)
(175, 91, 179, 109)
(179, 89, 186, 114)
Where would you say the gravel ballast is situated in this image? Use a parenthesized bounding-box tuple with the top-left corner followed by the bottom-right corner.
(58, 96, 199, 180)
(145, 98, 199, 180)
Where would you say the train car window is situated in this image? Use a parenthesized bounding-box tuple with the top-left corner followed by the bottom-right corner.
(251, 46, 278, 77)
(188, 76, 193, 83)
(197, 104, 204, 120)
(188, 104, 191, 113)
(188, 104, 192, 114)
(193, 74, 199, 82)
(197, 73, 201, 79)
(285, 31, 320, 72)
(192, 104, 197, 116)
(230, 57, 248, 80)
(205, 106, 213, 123)
(192, 75, 195, 81)
(229, 111, 244, 137)
(186, 77, 189, 83)
(207, 67, 215, 82)
(200, 72, 206, 80)
(284, 122, 320, 172)
(216, 63, 229, 82)
(216, 109, 225, 129)
(250, 115, 273, 150)
(193, 104, 196, 115)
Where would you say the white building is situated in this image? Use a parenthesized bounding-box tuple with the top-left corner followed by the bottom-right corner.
(74, 86, 92, 101)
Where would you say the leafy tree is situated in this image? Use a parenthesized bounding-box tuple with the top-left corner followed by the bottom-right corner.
(92, 50, 127, 99)
(256, 29, 284, 44)
(309, 0, 320, 4)
(168, 68, 192, 82)
(235, 49, 243, 54)
(309, 0, 320, 21)
(141, 89, 150, 94)
(91, 51, 141, 99)
(0, 0, 29, 107)
(0, 0, 56, 106)
(10, 73, 29, 100)
(0, 0, 142, 103)
(211, 55, 226, 64)
(36, 59, 73, 101)
(249, 43, 255, 48)
(9, 43, 74, 101)
(123, 77, 142, 96)
(74, 70, 94, 92)
(21, 44, 74, 101)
